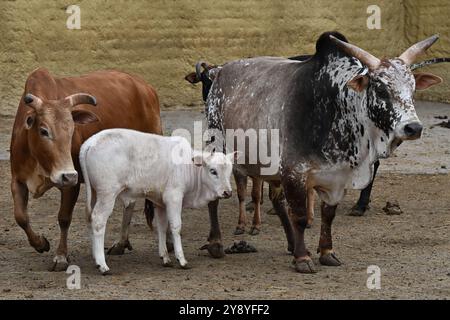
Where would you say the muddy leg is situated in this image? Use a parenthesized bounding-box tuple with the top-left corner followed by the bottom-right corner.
(234, 171, 247, 235)
(249, 178, 263, 235)
(306, 188, 315, 228)
(268, 181, 295, 254)
(282, 176, 316, 273)
(11, 179, 50, 254)
(200, 199, 225, 258)
(318, 202, 341, 266)
(51, 184, 80, 271)
(350, 160, 380, 216)
(107, 201, 135, 255)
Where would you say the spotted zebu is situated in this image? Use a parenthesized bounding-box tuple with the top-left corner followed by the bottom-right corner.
(201, 31, 443, 273)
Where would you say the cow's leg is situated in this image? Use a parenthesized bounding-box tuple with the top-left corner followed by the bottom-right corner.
(90, 194, 115, 275)
(11, 179, 50, 253)
(268, 181, 295, 254)
(318, 202, 341, 266)
(249, 178, 263, 235)
(201, 199, 225, 258)
(350, 160, 380, 216)
(282, 176, 316, 273)
(51, 184, 80, 271)
(107, 200, 135, 255)
(165, 196, 188, 269)
(246, 180, 264, 211)
(154, 206, 171, 267)
(234, 171, 248, 235)
(306, 188, 315, 228)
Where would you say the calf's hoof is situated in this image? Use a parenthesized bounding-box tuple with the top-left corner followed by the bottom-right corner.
(50, 255, 69, 272)
(233, 226, 245, 235)
(179, 262, 191, 270)
(107, 240, 133, 255)
(200, 242, 225, 258)
(349, 205, 367, 216)
(319, 252, 342, 266)
(96, 264, 111, 275)
(292, 258, 317, 273)
(249, 226, 260, 236)
(33, 235, 50, 253)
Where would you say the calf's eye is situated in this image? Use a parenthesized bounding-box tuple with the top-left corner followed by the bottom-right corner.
(210, 169, 218, 176)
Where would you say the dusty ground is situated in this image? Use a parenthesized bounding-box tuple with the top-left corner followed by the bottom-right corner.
(0, 103, 449, 299)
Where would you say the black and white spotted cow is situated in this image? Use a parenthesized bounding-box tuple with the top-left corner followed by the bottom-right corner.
(200, 31, 443, 273)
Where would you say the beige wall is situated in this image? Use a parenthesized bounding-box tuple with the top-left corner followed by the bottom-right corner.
(1, 0, 449, 115)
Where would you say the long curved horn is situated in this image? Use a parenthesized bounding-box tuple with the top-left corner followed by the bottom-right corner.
(410, 57, 450, 71)
(24, 93, 43, 110)
(65, 93, 97, 108)
(399, 34, 439, 65)
(195, 61, 206, 80)
(329, 35, 381, 70)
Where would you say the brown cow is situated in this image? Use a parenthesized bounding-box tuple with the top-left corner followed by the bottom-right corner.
(10, 68, 162, 271)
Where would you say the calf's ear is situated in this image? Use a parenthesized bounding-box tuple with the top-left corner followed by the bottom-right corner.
(227, 151, 242, 163)
(72, 110, 99, 124)
(414, 72, 443, 90)
(185, 72, 200, 84)
(347, 75, 369, 92)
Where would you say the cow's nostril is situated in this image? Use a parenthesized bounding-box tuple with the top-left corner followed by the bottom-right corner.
(404, 122, 423, 138)
(62, 173, 78, 185)
(223, 191, 232, 198)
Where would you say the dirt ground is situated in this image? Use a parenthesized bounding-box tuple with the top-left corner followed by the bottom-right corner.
(0, 103, 449, 300)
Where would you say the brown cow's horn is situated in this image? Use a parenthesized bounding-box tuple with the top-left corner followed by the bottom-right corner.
(329, 35, 381, 70)
(65, 93, 97, 108)
(24, 93, 43, 110)
(399, 34, 439, 65)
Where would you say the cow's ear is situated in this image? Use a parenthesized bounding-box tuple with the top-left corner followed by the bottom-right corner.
(414, 72, 443, 90)
(72, 110, 99, 124)
(24, 113, 36, 130)
(185, 72, 200, 84)
(347, 75, 369, 92)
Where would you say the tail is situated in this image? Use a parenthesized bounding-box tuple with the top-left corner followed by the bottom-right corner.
(79, 143, 93, 219)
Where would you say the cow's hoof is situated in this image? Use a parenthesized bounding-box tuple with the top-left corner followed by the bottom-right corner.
(34, 236, 50, 253)
(233, 226, 245, 235)
(107, 240, 133, 255)
(319, 252, 342, 266)
(292, 258, 317, 273)
(180, 263, 191, 270)
(349, 205, 366, 216)
(249, 227, 260, 236)
(200, 242, 225, 258)
(50, 255, 69, 272)
(306, 222, 313, 229)
(102, 270, 112, 276)
(162, 261, 173, 268)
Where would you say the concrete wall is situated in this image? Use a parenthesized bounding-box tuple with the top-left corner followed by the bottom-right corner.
(0, 0, 449, 115)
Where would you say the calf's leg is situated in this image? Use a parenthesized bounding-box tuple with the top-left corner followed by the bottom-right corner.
(318, 202, 341, 266)
(154, 206, 171, 266)
(234, 171, 248, 235)
(11, 179, 50, 254)
(52, 184, 80, 271)
(143, 199, 174, 252)
(107, 200, 135, 255)
(90, 194, 115, 275)
(164, 196, 188, 268)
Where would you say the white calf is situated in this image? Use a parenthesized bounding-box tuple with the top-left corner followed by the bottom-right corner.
(79, 129, 236, 274)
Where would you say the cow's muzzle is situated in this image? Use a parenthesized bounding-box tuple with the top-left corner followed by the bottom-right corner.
(221, 191, 232, 199)
(52, 171, 79, 187)
(397, 121, 423, 140)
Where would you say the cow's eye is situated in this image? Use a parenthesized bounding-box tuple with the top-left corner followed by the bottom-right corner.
(39, 127, 50, 138)
(209, 169, 218, 176)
